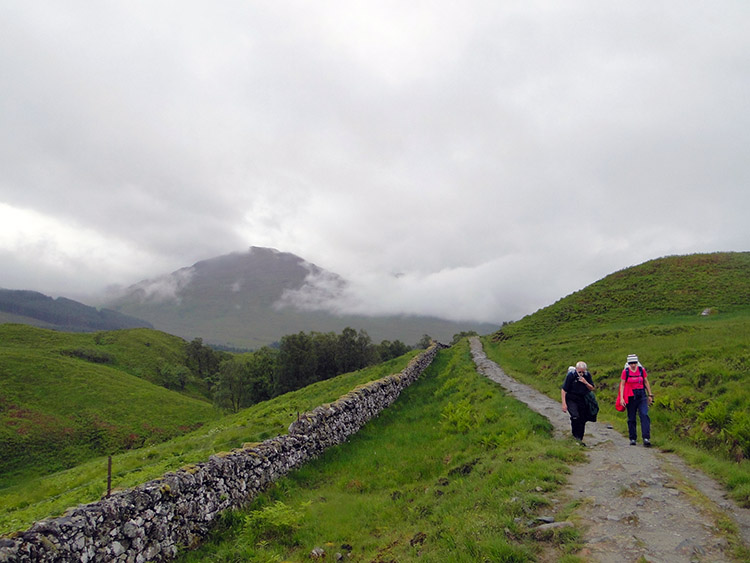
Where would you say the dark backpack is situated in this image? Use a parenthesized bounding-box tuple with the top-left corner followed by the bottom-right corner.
(584, 390, 599, 421)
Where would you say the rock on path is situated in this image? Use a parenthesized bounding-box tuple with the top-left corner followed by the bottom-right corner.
(469, 337, 750, 562)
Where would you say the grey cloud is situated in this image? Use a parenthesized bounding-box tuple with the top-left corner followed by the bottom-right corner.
(275, 268, 348, 314)
(1, 2, 749, 322)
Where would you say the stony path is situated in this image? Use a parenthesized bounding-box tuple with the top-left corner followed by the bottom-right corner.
(469, 337, 750, 563)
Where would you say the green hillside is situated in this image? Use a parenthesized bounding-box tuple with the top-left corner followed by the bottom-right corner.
(0, 325, 220, 486)
(501, 252, 750, 337)
(484, 251, 750, 506)
(0, 352, 418, 536)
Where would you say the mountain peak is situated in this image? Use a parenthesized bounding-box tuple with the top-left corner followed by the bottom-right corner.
(115, 247, 328, 307)
(106, 248, 494, 348)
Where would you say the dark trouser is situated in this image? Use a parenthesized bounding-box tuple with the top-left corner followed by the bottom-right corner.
(626, 388, 651, 441)
(566, 394, 587, 440)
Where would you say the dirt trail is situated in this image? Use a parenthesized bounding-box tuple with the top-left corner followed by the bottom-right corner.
(469, 337, 750, 562)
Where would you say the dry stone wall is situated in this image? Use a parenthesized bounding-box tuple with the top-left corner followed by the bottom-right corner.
(0, 344, 444, 563)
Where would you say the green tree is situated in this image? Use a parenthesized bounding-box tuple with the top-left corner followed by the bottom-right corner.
(157, 362, 191, 391)
(417, 334, 433, 349)
(450, 331, 478, 346)
(336, 328, 375, 374)
(390, 340, 411, 357)
(336, 327, 360, 374)
(275, 332, 317, 395)
(246, 347, 277, 403)
(213, 358, 252, 413)
(355, 329, 378, 367)
(271, 329, 381, 397)
(378, 339, 411, 361)
(311, 332, 338, 380)
(184, 338, 222, 380)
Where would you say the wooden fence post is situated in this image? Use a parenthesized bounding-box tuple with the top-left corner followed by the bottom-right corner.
(107, 455, 112, 498)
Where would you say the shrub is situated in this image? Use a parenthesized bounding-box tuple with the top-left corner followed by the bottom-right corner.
(60, 348, 114, 364)
(243, 501, 307, 545)
(440, 399, 478, 433)
(699, 401, 732, 430)
(728, 411, 750, 460)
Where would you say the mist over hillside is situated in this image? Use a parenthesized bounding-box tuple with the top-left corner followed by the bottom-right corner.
(106, 247, 496, 348)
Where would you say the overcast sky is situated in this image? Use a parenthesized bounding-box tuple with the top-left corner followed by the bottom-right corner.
(1, 1, 749, 324)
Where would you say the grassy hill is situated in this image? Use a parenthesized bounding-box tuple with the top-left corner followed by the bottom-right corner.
(484, 251, 750, 506)
(501, 252, 750, 337)
(0, 325, 219, 486)
(0, 352, 420, 537)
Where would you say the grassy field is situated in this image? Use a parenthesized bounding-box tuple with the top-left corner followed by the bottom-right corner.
(0, 352, 418, 537)
(176, 341, 585, 562)
(0, 324, 207, 391)
(0, 325, 220, 486)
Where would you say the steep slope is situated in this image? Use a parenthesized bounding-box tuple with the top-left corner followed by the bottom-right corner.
(498, 251, 750, 338)
(107, 247, 496, 348)
(0, 325, 219, 485)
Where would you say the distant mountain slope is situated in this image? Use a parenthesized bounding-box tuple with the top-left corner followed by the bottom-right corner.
(499, 251, 750, 338)
(107, 247, 496, 348)
(0, 289, 152, 332)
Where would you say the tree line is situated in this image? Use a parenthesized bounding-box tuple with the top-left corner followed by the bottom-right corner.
(181, 328, 420, 412)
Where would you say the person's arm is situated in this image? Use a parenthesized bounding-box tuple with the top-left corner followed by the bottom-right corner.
(579, 372, 595, 391)
(561, 388, 567, 412)
(619, 378, 626, 404)
(644, 374, 653, 405)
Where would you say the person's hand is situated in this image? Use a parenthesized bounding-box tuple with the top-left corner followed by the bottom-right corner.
(562, 404, 567, 413)
(648, 395, 654, 405)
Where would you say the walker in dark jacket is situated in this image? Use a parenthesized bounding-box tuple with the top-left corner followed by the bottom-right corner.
(561, 362, 596, 442)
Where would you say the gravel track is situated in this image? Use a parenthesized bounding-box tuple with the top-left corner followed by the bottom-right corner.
(469, 337, 750, 562)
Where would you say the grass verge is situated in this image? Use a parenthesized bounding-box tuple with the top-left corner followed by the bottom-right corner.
(481, 314, 750, 508)
(176, 341, 586, 562)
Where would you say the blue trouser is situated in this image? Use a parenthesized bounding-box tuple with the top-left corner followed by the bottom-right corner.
(626, 388, 651, 441)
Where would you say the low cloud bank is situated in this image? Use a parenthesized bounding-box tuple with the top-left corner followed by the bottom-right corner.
(112, 267, 195, 304)
(276, 257, 567, 324)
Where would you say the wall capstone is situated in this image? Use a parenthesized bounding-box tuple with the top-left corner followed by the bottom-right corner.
(0, 343, 445, 563)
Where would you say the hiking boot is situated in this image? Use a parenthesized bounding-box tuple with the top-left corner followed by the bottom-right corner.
(630, 439, 636, 446)
(644, 439, 651, 447)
